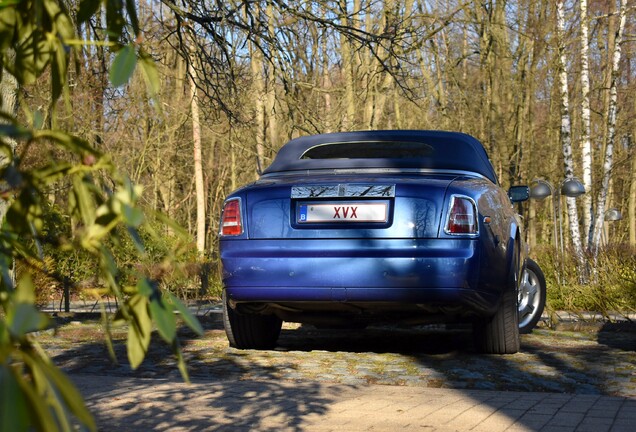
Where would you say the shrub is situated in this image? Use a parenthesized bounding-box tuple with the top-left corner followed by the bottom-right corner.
(17, 200, 221, 307)
(532, 244, 636, 318)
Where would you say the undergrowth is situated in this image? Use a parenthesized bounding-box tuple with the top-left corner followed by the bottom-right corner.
(532, 244, 636, 319)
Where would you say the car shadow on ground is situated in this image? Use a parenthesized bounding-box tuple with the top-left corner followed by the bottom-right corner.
(597, 321, 636, 351)
(46, 314, 636, 431)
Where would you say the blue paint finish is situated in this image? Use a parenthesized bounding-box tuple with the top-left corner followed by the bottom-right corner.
(220, 238, 496, 312)
(219, 131, 527, 324)
(245, 174, 449, 239)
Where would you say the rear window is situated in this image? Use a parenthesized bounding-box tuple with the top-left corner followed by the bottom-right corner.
(301, 142, 435, 160)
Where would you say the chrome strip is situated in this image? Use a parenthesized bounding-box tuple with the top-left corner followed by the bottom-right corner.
(291, 184, 396, 199)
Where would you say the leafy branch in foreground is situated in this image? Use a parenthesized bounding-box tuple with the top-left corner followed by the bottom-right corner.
(0, 1, 201, 431)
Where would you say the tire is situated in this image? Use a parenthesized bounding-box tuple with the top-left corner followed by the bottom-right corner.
(518, 258, 547, 334)
(474, 252, 521, 354)
(222, 291, 282, 349)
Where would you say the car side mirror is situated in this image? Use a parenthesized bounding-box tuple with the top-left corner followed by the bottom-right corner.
(508, 185, 530, 203)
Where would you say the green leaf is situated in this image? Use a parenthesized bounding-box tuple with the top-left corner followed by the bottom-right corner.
(51, 38, 69, 103)
(71, 175, 96, 226)
(77, 0, 102, 24)
(125, 0, 140, 36)
(12, 360, 58, 432)
(0, 123, 31, 140)
(105, 0, 125, 39)
(127, 294, 151, 369)
(167, 292, 203, 336)
(137, 278, 153, 297)
(32, 162, 74, 183)
(139, 50, 160, 98)
(8, 303, 49, 337)
(173, 339, 190, 383)
(127, 226, 145, 254)
(14, 274, 36, 303)
(23, 351, 96, 431)
(32, 110, 44, 129)
(2, 163, 23, 188)
(122, 203, 144, 227)
(110, 44, 137, 88)
(24, 351, 72, 432)
(149, 296, 177, 343)
(0, 6, 17, 54)
(0, 367, 30, 432)
(35, 130, 100, 156)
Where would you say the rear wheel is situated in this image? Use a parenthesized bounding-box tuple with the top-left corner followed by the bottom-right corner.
(518, 258, 546, 334)
(222, 291, 282, 349)
(474, 253, 521, 354)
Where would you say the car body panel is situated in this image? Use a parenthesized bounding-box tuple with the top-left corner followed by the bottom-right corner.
(219, 130, 525, 327)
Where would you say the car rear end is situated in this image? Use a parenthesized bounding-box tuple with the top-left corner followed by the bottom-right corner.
(219, 173, 503, 327)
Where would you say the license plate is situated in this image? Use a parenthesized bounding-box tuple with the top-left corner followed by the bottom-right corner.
(297, 202, 388, 223)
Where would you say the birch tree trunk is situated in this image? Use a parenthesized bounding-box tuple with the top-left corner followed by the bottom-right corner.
(188, 57, 206, 254)
(579, 0, 593, 248)
(591, 0, 628, 256)
(556, 1, 585, 266)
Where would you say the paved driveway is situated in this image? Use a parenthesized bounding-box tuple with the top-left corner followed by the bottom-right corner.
(39, 312, 636, 431)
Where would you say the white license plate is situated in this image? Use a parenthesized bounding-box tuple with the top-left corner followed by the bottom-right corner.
(298, 202, 388, 223)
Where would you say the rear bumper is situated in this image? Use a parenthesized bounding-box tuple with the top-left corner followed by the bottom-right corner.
(220, 238, 500, 316)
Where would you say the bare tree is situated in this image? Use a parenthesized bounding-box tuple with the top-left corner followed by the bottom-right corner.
(556, 0, 585, 267)
(591, 0, 629, 256)
(189, 48, 206, 253)
(579, 0, 593, 248)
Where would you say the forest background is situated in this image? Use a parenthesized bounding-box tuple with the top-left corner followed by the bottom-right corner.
(4, 0, 636, 315)
(1, 0, 635, 429)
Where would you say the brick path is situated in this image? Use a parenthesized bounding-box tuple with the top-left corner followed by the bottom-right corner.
(72, 374, 636, 431)
(41, 309, 636, 431)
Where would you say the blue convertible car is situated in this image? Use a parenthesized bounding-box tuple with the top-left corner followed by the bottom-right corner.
(219, 130, 545, 354)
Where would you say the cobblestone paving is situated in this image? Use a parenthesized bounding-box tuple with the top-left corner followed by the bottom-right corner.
(37, 313, 636, 399)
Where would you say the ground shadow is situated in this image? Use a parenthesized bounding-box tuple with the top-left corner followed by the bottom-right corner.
(45, 314, 636, 431)
(597, 321, 636, 351)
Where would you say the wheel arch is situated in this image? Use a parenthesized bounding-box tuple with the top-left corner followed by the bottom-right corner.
(505, 224, 524, 294)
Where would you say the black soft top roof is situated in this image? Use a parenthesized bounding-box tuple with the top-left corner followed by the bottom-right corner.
(263, 130, 498, 184)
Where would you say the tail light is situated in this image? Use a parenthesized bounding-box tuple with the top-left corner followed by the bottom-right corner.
(444, 195, 478, 235)
(220, 198, 243, 236)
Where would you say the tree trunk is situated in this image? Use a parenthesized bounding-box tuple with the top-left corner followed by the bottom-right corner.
(266, 3, 278, 148)
(629, 138, 636, 247)
(591, 0, 628, 256)
(188, 56, 206, 254)
(317, 3, 332, 133)
(363, 7, 376, 129)
(579, 0, 593, 248)
(556, 1, 585, 266)
(250, 38, 266, 174)
(340, 0, 359, 130)
(0, 66, 18, 222)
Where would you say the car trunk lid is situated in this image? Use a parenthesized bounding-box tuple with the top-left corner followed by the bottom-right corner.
(245, 174, 454, 239)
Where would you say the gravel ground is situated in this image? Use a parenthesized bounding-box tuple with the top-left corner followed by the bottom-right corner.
(36, 312, 636, 398)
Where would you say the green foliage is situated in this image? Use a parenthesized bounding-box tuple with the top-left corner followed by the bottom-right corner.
(535, 245, 636, 318)
(0, 0, 202, 431)
(110, 44, 138, 87)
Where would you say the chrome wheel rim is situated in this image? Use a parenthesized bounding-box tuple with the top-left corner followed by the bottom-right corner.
(518, 267, 541, 329)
